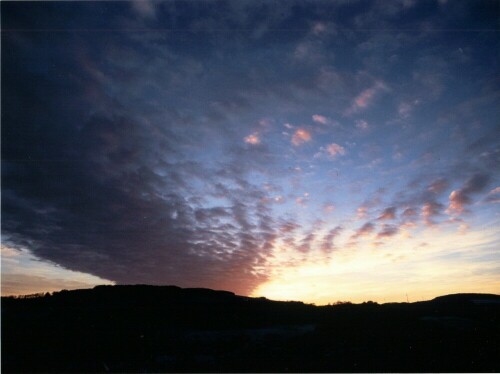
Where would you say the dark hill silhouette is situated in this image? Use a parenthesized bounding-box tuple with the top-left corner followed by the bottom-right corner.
(2, 285, 499, 372)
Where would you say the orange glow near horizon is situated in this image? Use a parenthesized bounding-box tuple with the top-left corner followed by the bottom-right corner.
(2, 225, 499, 301)
(251, 225, 500, 305)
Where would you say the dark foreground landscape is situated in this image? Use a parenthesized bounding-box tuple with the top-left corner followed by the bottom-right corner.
(2, 285, 499, 372)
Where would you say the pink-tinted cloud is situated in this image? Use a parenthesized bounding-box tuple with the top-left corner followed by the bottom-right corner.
(258, 118, 272, 127)
(351, 222, 375, 239)
(447, 173, 490, 215)
(355, 88, 377, 108)
(315, 143, 346, 160)
(356, 206, 368, 219)
(321, 226, 343, 253)
(326, 143, 346, 157)
(447, 190, 468, 214)
(345, 81, 387, 115)
(244, 133, 260, 145)
(401, 208, 417, 219)
(421, 201, 443, 226)
(312, 21, 327, 35)
(323, 203, 335, 213)
(398, 99, 419, 119)
(273, 195, 285, 204)
(428, 178, 448, 194)
(486, 186, 500, 203)
(280, 220, 300, 234)
(291, 128, 312, 146)
(377, 207, 396, 220)
(312, 114, 328, 125)
(298, 231, 317, 253)
(377, 224, 399, 238)
(296, 196, 308, 206)
(489, 187, 500, 195)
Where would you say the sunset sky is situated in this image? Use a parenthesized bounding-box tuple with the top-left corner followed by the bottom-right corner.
(2, 0, 499, 303)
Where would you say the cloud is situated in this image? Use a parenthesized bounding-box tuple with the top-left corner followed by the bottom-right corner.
(398, 100, 419, 119)
(398, 102, 412, 118)
(447, 173, 490, 214)
(291, 128, 312, 146)
(298, 232, 316, 253)
(273, 195, 285, 204)
(280, 220, 300, 234)
(489, 187, 500, 195)
(296, 196, 309, 206)
(486, 187, 500, 204)
(323, 203, 335, 213)
(428, 178, 449, 194)
(312, 114, 328, 125)
(345, 81, 388, 115)
(357, 207, 368, 219)
(320, 226, 343, 253)
(354, 88, 377, 108)
(2, 19, 296, 296)
(312, 21, 327, 35)
(393, 151, 403, 161)
(326, 143, 346, 157)
(351, 222, 375, 239)
(315, 143, 346, 159)
(421, 201, 444, 226)
(355, 189, 384, 218)
(258, 118, 272, 127)
(377, 207, 396, 220)
(447, 190, 467, 214)
(377, 224, 399, 239)
(244, 133, 261, 145)
(402, 207, 418, 220)
(131, 0, 157, 19)
(355, 119, 369, 130)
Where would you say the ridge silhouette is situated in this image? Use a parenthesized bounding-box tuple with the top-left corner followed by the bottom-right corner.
(2, 285, 499, 372)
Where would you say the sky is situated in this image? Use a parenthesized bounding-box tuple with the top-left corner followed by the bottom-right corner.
(2, 0, 499, 303)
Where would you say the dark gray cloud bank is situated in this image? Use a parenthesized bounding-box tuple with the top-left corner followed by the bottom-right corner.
(2, 0, 499, 295)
